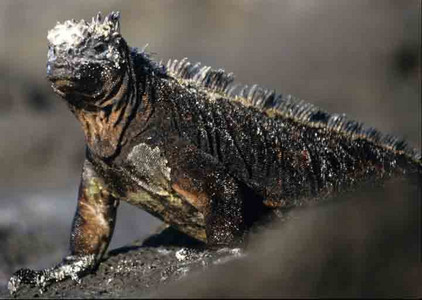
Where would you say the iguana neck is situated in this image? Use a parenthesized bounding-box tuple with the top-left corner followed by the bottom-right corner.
(69, 55, 153, 159)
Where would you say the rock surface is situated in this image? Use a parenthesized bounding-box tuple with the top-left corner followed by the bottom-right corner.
(8, 247, 242, 298)
(5, 178, 421, 298)
(5, 228, 244, 298)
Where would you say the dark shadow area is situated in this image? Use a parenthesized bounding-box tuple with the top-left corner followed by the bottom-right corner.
(105, 226, 206, 259)
(141, 226, 205, 248)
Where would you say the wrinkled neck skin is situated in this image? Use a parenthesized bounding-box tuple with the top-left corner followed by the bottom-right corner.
(65, 52, 153, 160)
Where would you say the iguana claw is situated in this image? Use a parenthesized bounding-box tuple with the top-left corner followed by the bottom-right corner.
(8, 268, 47, 296)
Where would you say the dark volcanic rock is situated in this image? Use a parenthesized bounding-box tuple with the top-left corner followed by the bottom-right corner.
(11, 247, 242, 298)
(6, 178, 421, 298)
(8, 228, 243, 298)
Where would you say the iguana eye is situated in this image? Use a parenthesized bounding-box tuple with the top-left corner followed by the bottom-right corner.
(94, 43, 107, 53)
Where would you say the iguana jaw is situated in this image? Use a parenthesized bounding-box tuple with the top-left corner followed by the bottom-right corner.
(47, 74, 98, 101)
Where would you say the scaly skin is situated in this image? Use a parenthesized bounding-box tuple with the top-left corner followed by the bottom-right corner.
(9, 11, 421, 295)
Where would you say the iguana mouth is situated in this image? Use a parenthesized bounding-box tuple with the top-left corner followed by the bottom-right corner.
(53, 79, 74, 86)
(46, 65, 76, 83)
(49, 77, 78, 96)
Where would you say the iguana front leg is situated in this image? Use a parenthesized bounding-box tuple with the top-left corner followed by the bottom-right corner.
(166, 142, 246, 246)
(70, 159, 119, 258)
(8, 159, 119, 295)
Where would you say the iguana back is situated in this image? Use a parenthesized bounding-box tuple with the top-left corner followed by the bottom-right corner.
(158, 57, 421, 208)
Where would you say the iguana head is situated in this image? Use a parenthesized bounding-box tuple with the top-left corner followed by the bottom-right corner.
(47, 11, 129, 106)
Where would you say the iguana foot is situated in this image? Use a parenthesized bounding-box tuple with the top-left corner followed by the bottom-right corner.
(8, 254, 96, 296)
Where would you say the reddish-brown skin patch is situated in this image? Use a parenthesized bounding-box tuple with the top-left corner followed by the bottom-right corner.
(172, 181, 209, 213)
(263, 199, 285, 208)
(301, 149, 311, 166)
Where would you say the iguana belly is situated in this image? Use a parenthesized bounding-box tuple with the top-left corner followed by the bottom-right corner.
(125, 189, 206, 242)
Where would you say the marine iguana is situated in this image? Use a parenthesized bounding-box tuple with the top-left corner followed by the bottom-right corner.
(8, 11, 421, 294)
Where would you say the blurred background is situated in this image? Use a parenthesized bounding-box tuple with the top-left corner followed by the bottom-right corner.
(0, 0, 420, 288)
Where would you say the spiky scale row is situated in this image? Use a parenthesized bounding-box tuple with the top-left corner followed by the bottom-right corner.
(166, 58, 235, 93)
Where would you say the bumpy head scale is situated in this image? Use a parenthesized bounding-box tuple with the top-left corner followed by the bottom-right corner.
(47, 11, 126, 72)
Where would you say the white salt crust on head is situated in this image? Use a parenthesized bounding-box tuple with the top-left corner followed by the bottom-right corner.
(47, 21, 89, 49)
(47, 12, 121, 51)
(47, 12, 124, 68)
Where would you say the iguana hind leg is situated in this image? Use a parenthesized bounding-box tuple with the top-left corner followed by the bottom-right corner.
(166, 142, 246, 246)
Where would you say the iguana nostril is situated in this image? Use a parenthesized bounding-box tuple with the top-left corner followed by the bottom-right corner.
(46, 63, 52, 76)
